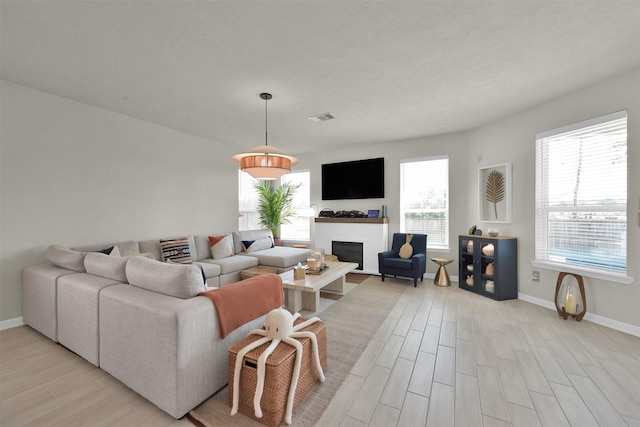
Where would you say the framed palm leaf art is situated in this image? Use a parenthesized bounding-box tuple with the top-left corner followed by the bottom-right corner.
(479, 163, 512, 223)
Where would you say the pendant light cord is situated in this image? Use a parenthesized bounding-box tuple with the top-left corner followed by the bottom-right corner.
(264, 95, 268, 147)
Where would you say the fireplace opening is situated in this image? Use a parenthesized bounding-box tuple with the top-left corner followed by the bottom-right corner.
(332, 241, 363, 270)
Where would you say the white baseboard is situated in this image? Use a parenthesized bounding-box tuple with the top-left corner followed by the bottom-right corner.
(518, 293, 640, 338)
(0, 317, 25, 331)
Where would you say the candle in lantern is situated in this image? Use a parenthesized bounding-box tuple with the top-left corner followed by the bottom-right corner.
(565, 293, 577, 315)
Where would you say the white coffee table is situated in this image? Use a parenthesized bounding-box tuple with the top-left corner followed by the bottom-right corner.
(279, 260, 359, 313)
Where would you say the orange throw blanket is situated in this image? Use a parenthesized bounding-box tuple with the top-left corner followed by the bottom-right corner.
(199, 273, 284, 338)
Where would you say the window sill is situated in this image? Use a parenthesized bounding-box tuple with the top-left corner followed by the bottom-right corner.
(428, 246, 451, 254)
(531, 260, 633, 285)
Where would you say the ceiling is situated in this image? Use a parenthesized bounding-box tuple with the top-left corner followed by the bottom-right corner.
(2, 1, 639, 155)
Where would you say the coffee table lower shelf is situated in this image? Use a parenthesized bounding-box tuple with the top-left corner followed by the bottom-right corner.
(279, 261, 358, 313)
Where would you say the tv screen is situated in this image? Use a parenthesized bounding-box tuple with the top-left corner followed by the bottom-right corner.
(322, 157, 385, 200)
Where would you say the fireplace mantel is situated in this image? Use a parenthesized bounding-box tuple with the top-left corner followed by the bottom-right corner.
(314, 218, 388, 274)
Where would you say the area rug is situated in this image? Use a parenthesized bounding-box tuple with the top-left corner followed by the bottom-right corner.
(187, 276, 405, 427)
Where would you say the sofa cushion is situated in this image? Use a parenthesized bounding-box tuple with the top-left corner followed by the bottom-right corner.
(84, 252, 129, 283)
(193, 235, 213, 261)
(232, 229, 273, 254)
(200, 255, 258, 275)
(160, 237, 192, 264)
(46, 245, 86, 272)
(242, 236, 274, 253)
(245, 246, 311, 268)
(126, 256, 205, 299)
(139, 240, 163, 261)
(74, 240, 140, 255)
(385, 258, 412, 269)
(208, 234, 234, 259)
(196, 261, 221, 278)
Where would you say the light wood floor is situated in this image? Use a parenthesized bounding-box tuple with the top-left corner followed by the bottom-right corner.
(1, 278, 639, 426)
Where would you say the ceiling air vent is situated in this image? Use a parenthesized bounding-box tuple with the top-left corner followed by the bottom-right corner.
(308, 113, 335, 122)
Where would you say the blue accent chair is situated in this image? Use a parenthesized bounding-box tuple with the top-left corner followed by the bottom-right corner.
(378, 233, 427, 287)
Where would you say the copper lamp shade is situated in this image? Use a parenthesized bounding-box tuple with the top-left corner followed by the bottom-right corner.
(231, 93, 298, 180)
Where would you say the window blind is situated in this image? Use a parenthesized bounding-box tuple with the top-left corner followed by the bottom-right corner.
(400, 156, 449, 249)
(535, 110, 627, 275)
(238, 170, 259, 231)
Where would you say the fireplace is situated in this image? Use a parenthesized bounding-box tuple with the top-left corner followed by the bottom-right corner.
(315, 218, 388, 274)
(332, 241, 363, 271)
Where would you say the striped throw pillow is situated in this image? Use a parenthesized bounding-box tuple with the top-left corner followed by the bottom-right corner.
(160, 238, 192, 264)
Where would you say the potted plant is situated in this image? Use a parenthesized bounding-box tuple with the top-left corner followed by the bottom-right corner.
(254, 180, 301, 245)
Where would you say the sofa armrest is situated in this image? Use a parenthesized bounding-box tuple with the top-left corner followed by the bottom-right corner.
(411, 252, 427, 273)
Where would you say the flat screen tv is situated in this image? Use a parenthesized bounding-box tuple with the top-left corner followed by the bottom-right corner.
(322, 157, 385, 200)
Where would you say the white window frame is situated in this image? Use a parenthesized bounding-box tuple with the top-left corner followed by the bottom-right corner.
(533, 110, 631, 284)
(238, 170, 260, 231)
(280, 170, 311, 242)
(400, 156, 449, 250)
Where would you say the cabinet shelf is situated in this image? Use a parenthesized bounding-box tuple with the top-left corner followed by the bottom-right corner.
(458, 235, 518, 301)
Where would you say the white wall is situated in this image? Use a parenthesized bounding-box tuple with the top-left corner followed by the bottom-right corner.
(0, 81, 240, 321)
(297, 132, 470, 277)
(466, 68, 639, 329)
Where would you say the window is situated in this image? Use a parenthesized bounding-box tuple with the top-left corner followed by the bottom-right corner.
(535, 111, 629, 282)
(280, 170, 311, 241)
(238, 170, 259, 231)
(400, 156, 449, 249)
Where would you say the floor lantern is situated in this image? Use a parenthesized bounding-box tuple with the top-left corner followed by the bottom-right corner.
(554, 272, 587, 321)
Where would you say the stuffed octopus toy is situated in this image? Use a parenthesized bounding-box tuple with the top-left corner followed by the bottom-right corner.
(231, 309, 325, 425)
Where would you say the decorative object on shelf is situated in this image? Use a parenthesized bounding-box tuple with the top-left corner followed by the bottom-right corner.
(467, 240, 474, 253)
(230, 309, 325, 425)
(482, 243, 495, 256)
(488, 228, 499, 237)
(468, 225, 477, 235)
(554, 272, 587, 321)
(254, 180, 301, 245)
(311, 248, 325, 269)
(231, 93, 299, 180)
(307, 258, 320, 272)
(465, 276, 474, 286)
(474, 228, 483, 235)
(485, 280, 495, 293)
(467, 264, 474, 271)
(318, 208, 335, 217)
(479, 163, 512, 223)
(367, 209, 380, 218)
(485, 262, 494, 276)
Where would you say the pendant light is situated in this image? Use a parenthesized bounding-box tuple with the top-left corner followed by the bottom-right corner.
(231, 93, 299, 180)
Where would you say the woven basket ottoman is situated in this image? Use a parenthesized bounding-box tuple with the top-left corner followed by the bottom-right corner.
(228, 317, 327, 427)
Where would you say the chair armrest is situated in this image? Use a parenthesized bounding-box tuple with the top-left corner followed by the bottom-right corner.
(378, 250, 397, 259)
(411, 252, 426, 262)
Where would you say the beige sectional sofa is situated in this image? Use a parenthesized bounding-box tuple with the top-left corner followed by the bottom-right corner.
(21, 229, 310, 418)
